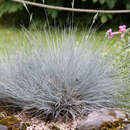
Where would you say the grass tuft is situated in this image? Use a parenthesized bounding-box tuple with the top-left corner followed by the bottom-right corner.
(0, 29, 129, 120)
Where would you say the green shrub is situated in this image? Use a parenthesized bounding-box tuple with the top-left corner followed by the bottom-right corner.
(0, 0, 130, 26)
(0, 1, 23, 17)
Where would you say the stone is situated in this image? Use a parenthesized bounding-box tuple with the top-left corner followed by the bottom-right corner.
(124, 124, 130, 130)
(0, 124, 8, 130)
(76, 108, 128, 130)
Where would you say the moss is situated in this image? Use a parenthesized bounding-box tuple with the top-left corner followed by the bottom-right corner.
(100, 119, 128, 130)
(0, 108, 29, 130)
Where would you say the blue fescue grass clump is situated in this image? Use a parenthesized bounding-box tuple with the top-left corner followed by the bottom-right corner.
(0, 29, 129, 119)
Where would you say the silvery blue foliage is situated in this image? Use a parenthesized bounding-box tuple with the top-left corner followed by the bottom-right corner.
(0, 29, 128, 119)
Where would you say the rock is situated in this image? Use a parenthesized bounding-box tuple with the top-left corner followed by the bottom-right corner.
(76, 108, 128, 130)
(0, 124, 8, 130)
(124, 124, 130, 130)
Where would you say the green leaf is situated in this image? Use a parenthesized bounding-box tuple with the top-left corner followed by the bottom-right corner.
(51, 11, 58, 19)
(108, 14, 112, 19)
(46, 0, 62, 19)
(81, 0, 87, 2)
(92, 0, 98, 3)
(0, 0, 4, 3)
(126, 2, 130, 9)
(99, 0, 105, 5)
(101, 15, 108, 23)
(0, 2, 23, 17)
(107, 0, 117, 9)
(47, 9, 58, 19)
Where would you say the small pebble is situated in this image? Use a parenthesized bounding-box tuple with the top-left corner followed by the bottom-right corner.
(0, 124, 8, 130)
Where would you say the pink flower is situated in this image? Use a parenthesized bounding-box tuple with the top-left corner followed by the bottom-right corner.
(107, 25, 128, 39)
(107, 29, 120, 39)
(119, 25, 126, 32)
(107, 29, 113, 39)
(107, 28, 112, 33)
(112, 32, 120, 35)
(108, 35, 113, 39)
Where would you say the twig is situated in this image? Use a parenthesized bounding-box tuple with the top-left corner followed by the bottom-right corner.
(11, 0, 130, 14)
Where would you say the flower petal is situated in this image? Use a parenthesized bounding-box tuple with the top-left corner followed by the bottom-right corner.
(119, 25, 126, 32)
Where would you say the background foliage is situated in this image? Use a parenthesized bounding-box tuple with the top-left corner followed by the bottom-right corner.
(0, 0, 130, 27)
